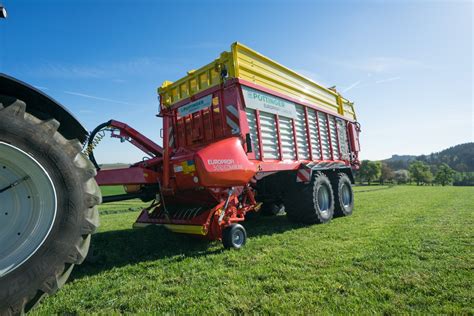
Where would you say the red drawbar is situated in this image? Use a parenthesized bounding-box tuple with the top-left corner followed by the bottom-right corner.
(96, 167, 160, 186)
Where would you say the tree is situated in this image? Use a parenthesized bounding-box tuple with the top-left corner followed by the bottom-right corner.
(394, 169, 410, 184)
(358, 160, 370, 184)
(380, 162, 394, 184)
(425, 170, 434, 185)
(409, 161, 433, 185)
(435, 163, 456, 186)
(453, 172, 474, 186)
(359, 160, 381, 185)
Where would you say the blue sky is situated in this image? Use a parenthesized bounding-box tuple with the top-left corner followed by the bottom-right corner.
(0, 0, 472, 163)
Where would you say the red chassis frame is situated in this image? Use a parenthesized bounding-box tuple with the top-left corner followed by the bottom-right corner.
(94, 79, 360, 240)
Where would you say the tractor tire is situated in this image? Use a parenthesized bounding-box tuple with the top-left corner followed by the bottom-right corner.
(0, 96, 101, 315)
(331, 173, 354, 217)
(222, 224, 247, 249)
(284, 171, 334, 224)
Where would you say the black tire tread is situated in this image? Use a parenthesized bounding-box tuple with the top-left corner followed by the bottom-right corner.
(284, 171, 334, 224)
(331, 172, 354, 217)
(0, 97, 101, 315)
(222, 224, 247, 249)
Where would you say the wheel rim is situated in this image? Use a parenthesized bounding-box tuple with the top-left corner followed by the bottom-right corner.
(317, 184, 331, 216)
(341, 183, 352, 208)
(233, 229, 244, 247)
(0, 142, 57, 278)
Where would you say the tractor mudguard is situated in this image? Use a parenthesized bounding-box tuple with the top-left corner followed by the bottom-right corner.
(0, 73, 88, 143)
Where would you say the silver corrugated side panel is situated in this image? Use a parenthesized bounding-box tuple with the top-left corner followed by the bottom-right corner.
(307, 109, 322, 160)
(278, 116, 296, 160)
(328, 115, 340, 159)
(317, 112, 331, 159)
(245, 108, 261, 160)
(259, 111, 280, 160)
(295, 105, 310, 160)
(337, 118, 350, 161)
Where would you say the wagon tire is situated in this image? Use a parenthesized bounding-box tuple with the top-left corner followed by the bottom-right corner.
(284, 171, 334, 224)
(0, 96, 101, 315)
(222, 224, 247, 249)
(332, 173, 354, 217)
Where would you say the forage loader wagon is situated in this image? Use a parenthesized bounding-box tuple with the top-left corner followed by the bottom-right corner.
(0, 42, 360, 314)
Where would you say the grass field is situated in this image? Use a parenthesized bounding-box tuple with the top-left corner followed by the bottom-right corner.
(97, 186, 147, 215)
(33, 186, 473, 314)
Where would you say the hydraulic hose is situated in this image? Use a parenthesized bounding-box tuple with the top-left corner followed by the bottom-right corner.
(86, 120, 112, 171)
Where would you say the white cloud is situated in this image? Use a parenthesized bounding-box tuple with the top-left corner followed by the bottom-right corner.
(182, 42, 224, 50)
(376, 76, 401, 84)
(24, 56, 182, 80)
(294, 68, 331, 87)
(63, 90, 143, 106)
(358, 57, 424, 73)
(329, 56, 433, 74)
(39, 63, 106, 79)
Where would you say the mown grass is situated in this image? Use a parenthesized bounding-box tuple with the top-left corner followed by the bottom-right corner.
(98, 186, 147, 215)
(33, 186, 473, 314)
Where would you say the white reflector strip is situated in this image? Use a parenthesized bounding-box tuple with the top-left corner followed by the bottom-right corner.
(226, 104, 239, 118)
(226, 105, 240, 134)
(168, 125, 175, 147)
(226, 116, 240, 134)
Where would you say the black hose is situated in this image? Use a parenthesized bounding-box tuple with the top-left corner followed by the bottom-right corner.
(87, 120, 112, 171)
(102, 193, 145, 203)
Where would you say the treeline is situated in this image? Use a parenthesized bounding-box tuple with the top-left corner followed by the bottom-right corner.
(355, 160, 474, 186)
(385, 143, 474, 172)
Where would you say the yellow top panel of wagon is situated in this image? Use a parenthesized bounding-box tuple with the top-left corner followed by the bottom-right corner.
(159, 42, 356, 120)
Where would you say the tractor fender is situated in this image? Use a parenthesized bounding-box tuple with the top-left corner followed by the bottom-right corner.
(0, 73, 88, 143)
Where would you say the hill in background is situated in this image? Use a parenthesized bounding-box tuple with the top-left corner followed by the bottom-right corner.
(384, 143, 474, 172)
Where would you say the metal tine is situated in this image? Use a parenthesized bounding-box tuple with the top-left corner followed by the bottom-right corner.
(190, 207, 200, 218)
(176, 209, 186, 219)
(177, 208, 186, 220)
(181, 208, 188, 219)
(187, 207, 196, 219)
(191, 207, 201, 218)
(169, 207, 177, 219)
(189, 207, 200, 219)
(183, 208, 193, 220)
(156, 207, 163, 218)
(172, 208, 179, 219)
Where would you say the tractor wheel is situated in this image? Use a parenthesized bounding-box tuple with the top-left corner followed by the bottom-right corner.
(332, 173, 354, 217)
(0, 96, 101, 315)
(284, 171, 334, 224)
(222, 224, 247, 249)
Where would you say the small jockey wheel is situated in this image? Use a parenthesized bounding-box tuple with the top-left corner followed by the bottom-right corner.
(222, 224, 247, 249)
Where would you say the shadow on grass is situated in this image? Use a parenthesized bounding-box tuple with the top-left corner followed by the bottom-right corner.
(72, 214, 305, 280)
(353, 185, 395, 193)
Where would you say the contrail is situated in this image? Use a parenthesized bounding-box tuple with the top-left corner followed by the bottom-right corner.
(63, 91, 140, 106)
(342, 80, 361, 93)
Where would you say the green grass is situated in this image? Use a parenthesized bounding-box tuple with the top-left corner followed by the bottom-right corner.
(353, 184, 393, 192)
(33, 186, 473, 314)
(98, 186, 148, 215)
